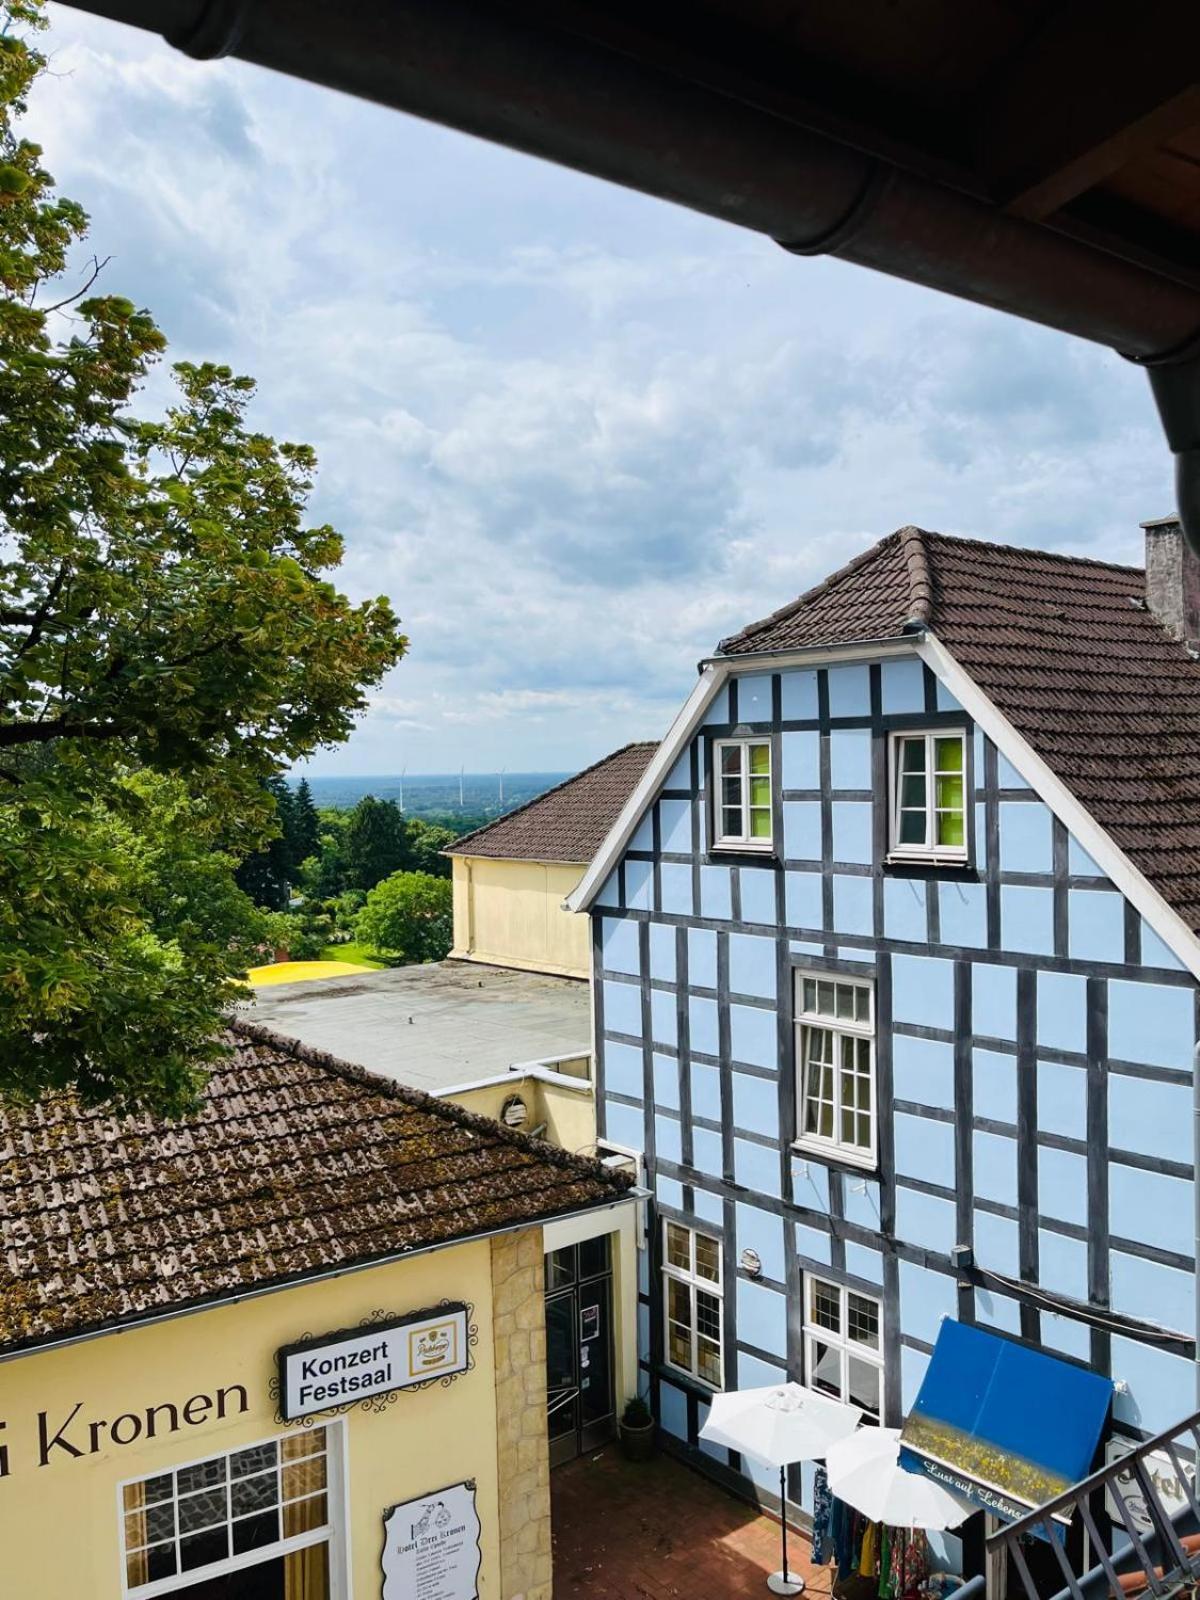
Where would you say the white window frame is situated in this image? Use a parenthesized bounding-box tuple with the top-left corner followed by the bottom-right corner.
(661, 1219, 724, 1391)
(887, 727, 969, 864)
(712, 737, 774, 851)
(802, 1274, 885, 1421)
(117, 1419, 350, 1600)
(794, 971, 877, 1170)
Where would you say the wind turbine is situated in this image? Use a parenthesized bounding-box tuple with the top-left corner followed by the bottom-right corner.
(499, 767, 507, 807)
(459, 766, 465, 808)
(398, 765, 407, 813)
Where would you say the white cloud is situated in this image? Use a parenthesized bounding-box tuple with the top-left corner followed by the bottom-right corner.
(36, 5, 1174, 776)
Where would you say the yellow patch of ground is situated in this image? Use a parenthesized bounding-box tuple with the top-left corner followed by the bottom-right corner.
(248, 959, 376, 987)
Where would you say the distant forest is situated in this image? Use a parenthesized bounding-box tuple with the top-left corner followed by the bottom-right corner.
(296, 771, 570, 830)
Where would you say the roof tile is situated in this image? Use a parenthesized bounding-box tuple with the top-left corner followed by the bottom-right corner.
(722, 527, 1200, 938)
(0, 1023, 631, 1354)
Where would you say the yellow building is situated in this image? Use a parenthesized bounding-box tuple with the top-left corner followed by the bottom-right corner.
(447, 743, 655, 980)
(0, 1022, 634, 1600)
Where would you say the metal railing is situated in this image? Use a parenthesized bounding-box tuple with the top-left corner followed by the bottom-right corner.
(988, 1410, 1200, 1600)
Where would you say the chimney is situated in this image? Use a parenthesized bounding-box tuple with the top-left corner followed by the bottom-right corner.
(1143, 513, 1200, 650)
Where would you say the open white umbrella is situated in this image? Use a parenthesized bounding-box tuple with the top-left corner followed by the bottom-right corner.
(824, 1426, 974, 1531)
(701, 1384, 862, 1595)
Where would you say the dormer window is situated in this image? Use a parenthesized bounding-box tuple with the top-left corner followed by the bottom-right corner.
(713, 738, 772, 850)
(888, 729, 967, 863)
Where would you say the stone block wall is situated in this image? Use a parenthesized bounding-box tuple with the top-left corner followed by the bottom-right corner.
(490, 1227, 552, 1600)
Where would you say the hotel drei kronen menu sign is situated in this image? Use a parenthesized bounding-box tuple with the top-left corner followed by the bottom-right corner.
(278, 1304, 469, 1421)
(383, 1480, 482, 1600)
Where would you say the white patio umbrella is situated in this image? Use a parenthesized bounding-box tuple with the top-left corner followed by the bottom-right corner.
(700, 1383, 862, 1596)
(824, 1426, 974, 1531)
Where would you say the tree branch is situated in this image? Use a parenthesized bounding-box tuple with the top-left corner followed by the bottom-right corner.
(37, 254, 112, 316)
(0, 718, 124, 748)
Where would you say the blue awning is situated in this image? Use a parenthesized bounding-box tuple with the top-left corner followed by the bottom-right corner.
(899, 1320, 1113, 1528)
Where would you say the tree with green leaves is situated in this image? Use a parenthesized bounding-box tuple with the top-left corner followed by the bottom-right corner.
(341, 795, 410, 892)
(235, 776, 298, 911)
(354, 871, 453, 964)
(404, 817, 456, 878)
(0, 4, 406, 1111)
(292, 777, 321, 865)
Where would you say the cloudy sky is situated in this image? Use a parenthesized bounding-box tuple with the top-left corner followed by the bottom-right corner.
(36, 6, 1173, 776)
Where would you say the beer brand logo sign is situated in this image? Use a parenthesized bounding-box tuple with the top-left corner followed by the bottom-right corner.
(278, 1303, 470, 1422)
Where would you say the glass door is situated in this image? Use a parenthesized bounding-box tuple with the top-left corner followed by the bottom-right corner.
(544, 1237, 615, 1465)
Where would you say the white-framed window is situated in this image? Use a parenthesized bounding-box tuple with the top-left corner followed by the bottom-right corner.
(888, 728, 968, 862)
(120, 1424, 342, 1598)
(803, 1275, 884, 1421)
(795, 972, 876, 1168)
(713, 738, 773, 849)
(662, 1219, 724, 1389)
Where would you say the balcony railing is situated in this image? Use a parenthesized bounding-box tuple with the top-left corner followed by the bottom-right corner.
(971, 1409, 1200, 1600)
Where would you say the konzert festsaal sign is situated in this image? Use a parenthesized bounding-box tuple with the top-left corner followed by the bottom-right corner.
(278, 1304, 469, 1421)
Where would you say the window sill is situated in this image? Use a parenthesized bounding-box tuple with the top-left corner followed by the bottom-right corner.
(659, 1359, 723, 1397)
(790, 1140, 879, 1179)
(712, 840, 776, 856)
(882, 855, 978, 882)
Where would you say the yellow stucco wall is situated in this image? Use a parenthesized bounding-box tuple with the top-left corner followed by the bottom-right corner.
(0, 1234, 535, 1599)
(448, 1073, 597, 1160)
(451, 856, 590, 979)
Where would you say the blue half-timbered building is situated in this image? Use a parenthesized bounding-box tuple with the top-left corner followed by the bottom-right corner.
(569, 519, 1200, 1574)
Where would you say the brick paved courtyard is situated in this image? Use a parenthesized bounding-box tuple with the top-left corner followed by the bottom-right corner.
(551, 1447, 830, 1600)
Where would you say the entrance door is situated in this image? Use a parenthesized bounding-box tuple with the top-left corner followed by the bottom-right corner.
(545, 1236, 615, 1466)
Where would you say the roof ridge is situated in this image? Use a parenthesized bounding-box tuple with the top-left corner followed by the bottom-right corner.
(897, 525, 935, 626)
(717, 531, 902, 653)
(229, 1019, 631, 1190)
(444, 741, 658, 855)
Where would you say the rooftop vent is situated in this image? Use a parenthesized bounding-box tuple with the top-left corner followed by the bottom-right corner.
(1143, 512, 1200, 650)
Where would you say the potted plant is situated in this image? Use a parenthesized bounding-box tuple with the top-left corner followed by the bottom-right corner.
(618, 1393, 656, 1461)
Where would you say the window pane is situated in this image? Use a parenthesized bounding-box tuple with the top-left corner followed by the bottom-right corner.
(283, 1454, 327, 1502)
(721, 745, 742, 775)
(835, 983, 854, 1020)
(178, 1459, 226, 1496)
(129, 1544, 178, 1586)
(180, 1527, 229, 1573)
(668, 1320, 692, 1369)
(231, 1443, 277, 1480)
(809, 1337, 842, 1399)
(283, 1491, 329, 1538)
(848, 1292, 880, 1350)
(749, 744, 770, 775)
(810, 1279, 841, 1333)
(666, 1223, 691, 1271)
(127, 1475, 172, 1512)
(694, 1233, 721, 1284)
(721, 805, 744, 838)
(749, 807, 772, 839)
(668, 1277, 693, 1328)
(696, 1290, 721, 1343)
(935, 737, 963, 773)
(848, 1354, 882, 1416)
(899, 808, 926, 845)
(546, 1245, 576, 1290)
(232, 1508, 281, 1554)
(900, 739, 926, 774)
(936, 774, 964, 811)
(749, 775, 770, 807)
(231, 1471, 278, 1518)
(816, 980, 835, 1016)
(803, 979, 816, 1013)
(900, 773, 926, 809)
(698, 1338, 723, 1387)
(854, 986, 870, 1023)
(937, 808, 965, 847)
(721, 774, 742, 807)
(178, 1487, 227, 1535)
(282, 1428, 326, 1461)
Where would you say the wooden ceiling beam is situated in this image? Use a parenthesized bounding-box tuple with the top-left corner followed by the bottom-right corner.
(977, 2, 1200, 221)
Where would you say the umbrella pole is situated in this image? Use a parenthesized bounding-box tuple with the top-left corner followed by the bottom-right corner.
(767, 1465, 804, 1596)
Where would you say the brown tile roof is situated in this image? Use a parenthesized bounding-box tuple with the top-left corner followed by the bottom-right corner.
(447, 742, 658, 863)
(721, 526, 1200, 937)
(0, 1023, 632, 1355)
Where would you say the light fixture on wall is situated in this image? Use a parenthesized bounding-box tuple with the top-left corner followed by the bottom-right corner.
(740, 1247, 763, 1279)
(500, 1095, 528, 1129)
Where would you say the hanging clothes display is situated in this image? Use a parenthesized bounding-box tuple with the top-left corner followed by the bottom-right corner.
(811, 1489, 933, 1600)
(810, 1465, 834, 1566)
